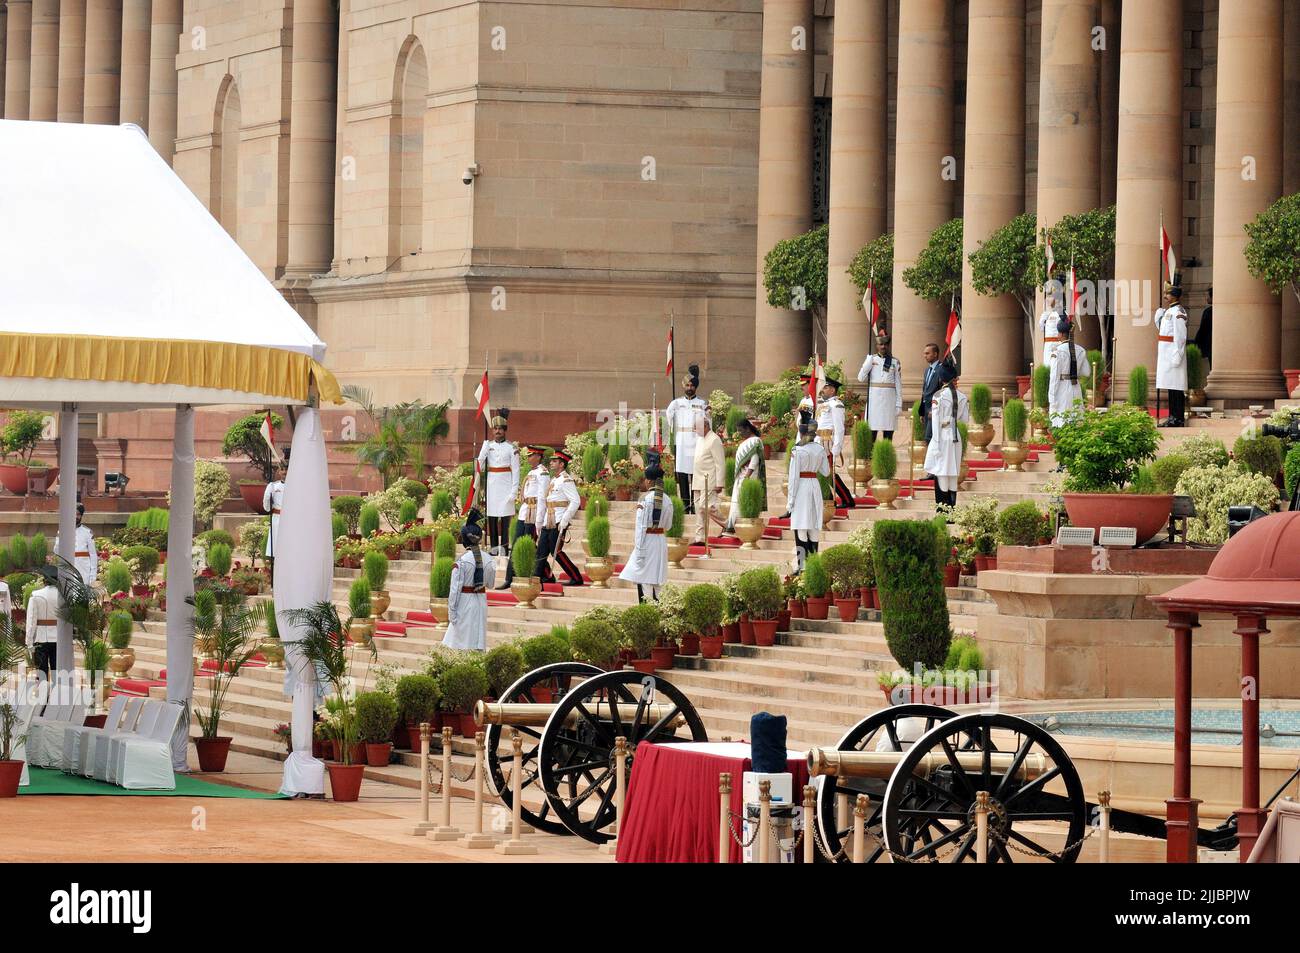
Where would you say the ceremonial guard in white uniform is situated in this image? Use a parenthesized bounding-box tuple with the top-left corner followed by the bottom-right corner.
(1154, 281, 1188, 427)
(263, 462, 286, 561)
(26, 566, 62, 676)
(1048, 317, 1089, 427)
(787, 411, 830, 571)
(663, 364, 707, 512)
(476, 408, 520, 555)
(924, 363, 969, 507)
(503, 445, 550, 588)
(55, 503, 98, 586)
(618, 451, 675, 602)
(1038, 277, 1065, 367)
(443, 511, 492, 651)
(857, 334, 903, 440)
(725, 419, 766, 533)
(535, 450, 583, 586)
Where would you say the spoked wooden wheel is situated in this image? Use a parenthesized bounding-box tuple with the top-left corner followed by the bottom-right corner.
(881, 712, 1087, 864)
(814, 704, 956, 863)
(484, 662, 601, 836)
(538, 671, 708, 844)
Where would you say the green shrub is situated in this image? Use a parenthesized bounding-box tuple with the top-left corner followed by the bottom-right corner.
(331, 512, 348, 540)
(1178, 433, 1230, 469)
(0, 550, 10, 578)
(458, 475, 473, 506)
(428, 489, 452, 520)
(520, 632, 572, 670)
(587, 494, 609, 520)
(484, 643, 526, 696)
(121, 545, 160, 586)
(8, 537, 28, 572)
(435, 532, 455, 561)
(362, 550, 389, 591)
(770, 391, 793, 420)
(607, 437, 630, 467)
(430, 556, 454, 599)
(1286, 445, 1300, 501)
(1128, 465, 1158, 495)
(873, 519, 952, 669)
(398, 498, 419, 525)
(512, 535, 537, 579)
(725, 405, 747, 438)
(970, 384, 991, 425)
(1233, 434, 1284, 479)
(1175, 463, 1280, 545)
(1185, 344, 1206, 392)
(820, 543, 868, 597)
(725, 455, 736, 492)
(997, 501, 1047, 547)
(395, 674, 441, 724)
(145, 508, 169, 533)
(945, 635, 984, 673)
(570, 615, 621, 668)
(393, 477, 430, 508)
(736, 566, 783, 620)
(101, 557, 130, 595)
(356, 691, 400, 744)
(28, 533, 47, 567)
(739, 477, 765, 519)
(108, 610, 134, 649)
(1052, 404, 1159, 492)
(581, 443, 605, 484)
(681, 583, 726, 637)
(852, 419, 873, 461)
(1149, 453, 1193, 495)
(206, 542, 232, 577)
(802, 553, 830, 598)
(586, 516, 611, 558)
(1128, 365, 1149, 407)
(330, 496, 363, 536)
(620, 602, 663, 657)
(1003, 399, 1027, 443)
(358, 504, 381, 538)
(348, 577, 372, 618)
(201, 529, 234, 549)
(1032, 364, 1050, 409)
(666, 491, 685, 537)
(871, 439, 896, 480)
(910, 401, 922, 440)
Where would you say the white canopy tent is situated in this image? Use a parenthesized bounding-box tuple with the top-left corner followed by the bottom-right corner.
(0, 120, 341, 790)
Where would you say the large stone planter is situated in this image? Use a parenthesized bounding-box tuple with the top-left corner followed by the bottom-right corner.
(1063, 493, 1173, 545)
(585, 556, 614, 588)
(1001, 443, 1029, 472)
(967, 422, 994, 453)
(734, 517, 764, 550)
(370, 589, 391, 618)
(870, 479, 900, 509)
(666, 537, 689, 568)
(428, 597, 449, 625)
(510, 576, 542, 608)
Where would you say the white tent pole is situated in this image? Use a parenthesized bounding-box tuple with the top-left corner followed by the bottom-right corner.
(165, 404, 196, 771)
(55, 405, 78, 677)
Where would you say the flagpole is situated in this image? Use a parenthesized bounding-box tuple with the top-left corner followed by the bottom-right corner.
(1156, 210, 1163, 421)
(670, 313, 677, 403)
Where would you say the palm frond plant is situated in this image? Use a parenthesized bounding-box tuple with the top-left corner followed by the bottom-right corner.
(283, 601, 376, 766)
(53, 556, 109, 704)
(186, 585, 267, 743)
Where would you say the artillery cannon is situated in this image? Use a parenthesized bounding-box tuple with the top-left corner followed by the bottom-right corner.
(476, 664, 708, 844)
(810, 705, 1242, 863)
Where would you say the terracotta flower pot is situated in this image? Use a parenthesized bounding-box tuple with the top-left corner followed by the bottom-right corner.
(873, 589, 882, 610)
(406, 725, 429, 751)
(617, 648, 636, 668)
(739, 615, 755, 645)
(974, 555, 990, 572)
(650, 645, 676, 669)
(943, 564, 960, 587)
(787, 598, 805, 619)
(239, 482, 270, 514)
(327, 763, 366, 802)
(365, 742, 393, 767)
(679, 633, 700, 656)
(459, 712, 478, 739)
(532, 686, 555, 704)
(0, 760, 22, 798)
(1063, 492, 1174, 545)
(630, 658, 657, 675)
(834, 597, 861, 623)
(804, 596, 830, 621)
(194, 736, 233, 773)
(700, 634, 724, 659)
(721, 621, 741, 644)
(776, 609, 791, 632)
(752, 618, 778, 646)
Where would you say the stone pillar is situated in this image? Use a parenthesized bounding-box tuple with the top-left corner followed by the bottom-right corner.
(285, 0, 337, 280)
(331, 0, 350, 270)
(56, 0, 85, 123)
(960, 0, 1025, 395)
(1208, 0, 1285, 401)
(1097, 0, 1120, 208)
(825, 0, 887, 373)
(83, 0, 121, 125)
(146, 0, 178, 160)
(118, 0, 149, 127)
(4, 0, 32, 121)
(1036, 0, 1101, 351)
(1112, 0, 1182, 400)
(753, 0, 814, 380)
(1283, 1, 1300, 377)
(891, 0, 954, 398)
(1164, 610, 1200, 864)
(29, 0, 58, 120)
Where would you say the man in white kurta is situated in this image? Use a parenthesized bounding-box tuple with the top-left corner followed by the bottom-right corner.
(664, 365, 707, 512)
(925, 365, 967, 508)
(618, 453, 675, 602)
(858, 335, 903, 440)
(443, 513, 493, 651)
(1048, 318, 1089, 427)
(1154, 283, 1188, 427)
(54, 503, 97, 586)
(787, 412, 830, 571)
(477, 410, 520, 555)
(690, 418, 727, 550)
(503, 445, 550, 588)
(263, 469, 285, 559)
(535, 451, 583, 585)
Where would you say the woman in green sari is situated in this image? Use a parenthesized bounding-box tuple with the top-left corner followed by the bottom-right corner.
(725, 418, 767, 534)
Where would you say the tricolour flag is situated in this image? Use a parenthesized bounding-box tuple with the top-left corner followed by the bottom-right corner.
(1160, 220, 1177, 285)
(944, 298, 961, 358)
(864, 275, 881, 334)
(666, 326, 674, 379)
(474, 371, 489, 419)
(259, 411, 281, 462)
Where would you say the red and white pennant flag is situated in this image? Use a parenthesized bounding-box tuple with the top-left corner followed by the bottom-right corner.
(474, 371, 490, 419)
(259, 411, 281, 462)
(665, 325, 674, 379)
(1160, 218, 1177, 285)
(944, 294, 961, 357)
(863, 269, 881, 335)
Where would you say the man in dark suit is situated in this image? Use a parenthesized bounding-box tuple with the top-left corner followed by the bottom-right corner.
(919, 343, 942, 441)
(1193, 286, 1212, 367)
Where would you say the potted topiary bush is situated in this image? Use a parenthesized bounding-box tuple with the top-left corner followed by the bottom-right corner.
(509, 535, 541, 607)
(719, 574, 743, 644)
(785, 572, 805, 618)
(429, 555, 454, 625)
(106, 609, 135, 680)
(439, 659, 490, 738)
(584, 515, 613, 588)
(850, 420, 873, 491)
(683, 582, 726, 659)
(909, 401, 928, 467)
(820, 544, 867, 623)
(358, 503, 381, 539)
(737, 566, 782, 646)
(1001, 399, 1029, 471)
(968, 384, 994, 453)
(483, 643, 525, 701)
(347, 578, 373, 643)
(0, 411, 53, 496)
(1031, 364, 1050, 439)
(396, 673, 441, 747)
(206, 541, 233, 581)
(870, 438, 899, 508)
(363, 550, 390, 618)
(734, 477, 767, 549)
(356, 690, 399, 766)
(1052, 404, 1168, 542)
(122, 545, 160, 596)
(997, 500, 1048, 549)
(570, 613, 621, 670)
(621, 602, 666, 671)
(802, 553, 831, 620)
(1128, 365, 1149, 408)
(1185, 345, 1207, 407)
(519, 630, 573, 700)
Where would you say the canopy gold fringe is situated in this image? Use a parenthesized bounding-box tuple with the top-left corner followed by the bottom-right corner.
(0, 332, 341, 405)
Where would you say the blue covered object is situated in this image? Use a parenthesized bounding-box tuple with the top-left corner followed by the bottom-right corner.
(750, 712, 788, 774)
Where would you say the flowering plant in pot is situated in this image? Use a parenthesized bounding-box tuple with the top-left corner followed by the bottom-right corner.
(801, 553, 831, 620)
(356, 691, 399, 767)
(395, 674, 441, 749)
(683, 582, 726, 660)
(439, 660, 490, 739)
(820, 544, 867, 622)
(187, 586, 269, 772)
(621, 602, 667, 671)
(737, 566, 782, 646)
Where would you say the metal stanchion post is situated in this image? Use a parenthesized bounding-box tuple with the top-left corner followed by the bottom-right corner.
(802, 785, 815, 865)
(1099, 790, 1111, 864)
(460, 730, 497, 848)
(497, 728, 538, 855)
(717, 772, 731, 863)
(599, 736, 627, 857)
(975, 791, 990, 863)
(430, 727, 461, 841)
(412, 722, 436, 835)
(852, 794, 868, 863)
(758, 779, 772, 864)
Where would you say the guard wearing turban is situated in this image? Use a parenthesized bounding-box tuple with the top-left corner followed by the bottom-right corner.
(443, 510, 493, 651)
(476, 408, 519, 556)
(618, 451, 675, 603)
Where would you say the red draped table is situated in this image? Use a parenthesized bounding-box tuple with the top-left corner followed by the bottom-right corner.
(615, 741, 810, 863)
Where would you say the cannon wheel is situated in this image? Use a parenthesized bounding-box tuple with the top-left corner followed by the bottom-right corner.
(882, 711, 1087, 863)
(538, 670, 708, 845)
(484, 662, 602, 836)
(814, 704, 957, 863)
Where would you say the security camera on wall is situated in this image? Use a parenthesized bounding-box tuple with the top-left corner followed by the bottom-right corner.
(463, 163, 481, 185)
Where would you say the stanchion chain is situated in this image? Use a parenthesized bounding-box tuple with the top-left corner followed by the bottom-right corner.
(726, 809, 762, 850)
(426, 754, 476, 793)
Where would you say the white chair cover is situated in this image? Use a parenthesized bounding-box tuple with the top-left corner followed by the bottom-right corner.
(26, 702, 76, 768)
(61, 695, 128, 772)
(14, 703, 38, 787)
(95, 699, 162, 782)
(114, 701, 181, 790)
(79, 696, 144, 776)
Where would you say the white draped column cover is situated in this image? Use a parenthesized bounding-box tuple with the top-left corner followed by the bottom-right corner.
(164, 404, 195, 771)
(55, 405, 77, 675)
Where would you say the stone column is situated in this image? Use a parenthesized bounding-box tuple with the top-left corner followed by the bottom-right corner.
(285, 0, 337, 280)
(29, 0, 58, 120)
(960, 0, 1025, 395)
(753, 0, 814, 380)
(331, 0, 350, 270)
(118, 0, 149, 127)
(1097, 0, 1120, 207)
(1036, 0, 1101, 351)
(825, 0, 887, 373)
(891, 0, 954, 398)
(1283, 0, 1300, 378)
(146, 0, 178, 160)
(1208, 0, 1284, 401)
(4, 0, 32, 120)
(1112, 0, 1182, 399)
(56, 0, 85, 123)
(83, 0, 120, 125)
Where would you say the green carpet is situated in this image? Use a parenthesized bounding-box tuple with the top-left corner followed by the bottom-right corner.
(19, 767, 284, 799)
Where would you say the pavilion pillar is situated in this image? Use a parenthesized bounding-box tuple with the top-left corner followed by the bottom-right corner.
(1236, 612, 1269, 861)
(164, 404, 195, 772)
(1282, 1, 1300, 376)
(891, 0, 954, 399)
(960, 0, 1025, 395)
(83, 0, 121, 125)
(285, 0, 338, 280)
(1112, 0, 1182, 400)
(29, 0, 59, 121)
(55, 405, 78, 677)
(1208, 0, 1285, 401)
(118, 0, 149, 127)
(146, 0, 178, 160)
(825, 0, 887, 372)
(1164, 610, 1200, 863)
(4, 0, 32, 121)
(56, 0, 85, 123)
(752, 0, 814, 380)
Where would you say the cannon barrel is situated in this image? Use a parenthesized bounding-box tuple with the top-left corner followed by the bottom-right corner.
(476, 699, 686, 729)
(808, 747, 1047, 781)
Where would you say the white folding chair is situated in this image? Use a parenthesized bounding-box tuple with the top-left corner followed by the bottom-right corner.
(114, 702, 182, 790)
(94, 699, 161, 782)
(79, 696, 144, 777)
(25, 702, 73, 768)
(61, 695, 128, 773)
